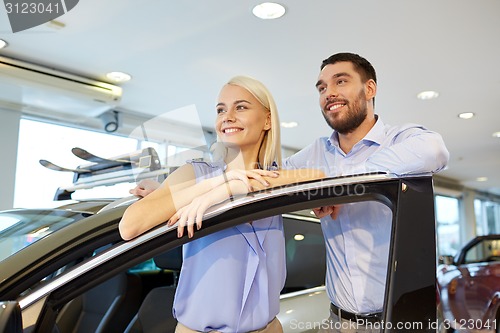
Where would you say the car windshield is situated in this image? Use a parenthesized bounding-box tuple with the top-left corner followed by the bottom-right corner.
(0, 209, 90, 262)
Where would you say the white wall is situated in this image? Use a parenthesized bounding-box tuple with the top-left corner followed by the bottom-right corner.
(0, 108, 20, 210)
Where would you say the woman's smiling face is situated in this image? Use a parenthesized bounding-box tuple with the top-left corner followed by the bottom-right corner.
(215, 84, 271, 149)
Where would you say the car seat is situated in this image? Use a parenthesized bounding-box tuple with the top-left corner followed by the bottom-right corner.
(123, 246, 183, 333)
(55, 271, 142, 333)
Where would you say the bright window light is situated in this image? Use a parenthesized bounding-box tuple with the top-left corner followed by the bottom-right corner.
(14, 119, 143, 208)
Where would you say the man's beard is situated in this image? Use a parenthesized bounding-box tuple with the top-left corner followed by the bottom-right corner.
(322, 89, 368, 134)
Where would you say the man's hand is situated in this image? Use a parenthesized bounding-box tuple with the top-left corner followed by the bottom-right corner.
(312, 205, 340, 220)
(129, 179, 161, 198)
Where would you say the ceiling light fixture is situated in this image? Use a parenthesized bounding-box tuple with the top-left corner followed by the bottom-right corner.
(281, 121, 298, 128)
(417, 91, 439, 100)
(0, 39, 8, 49)
(294, 234, 305, 241)
(476, 177, 488, 182)
(492, 131, 500, 138)
(46, 20, 65, 30)
(252, 2, 286, 19)
(106, 71, 132, 83)
(458, 112, 475, 119)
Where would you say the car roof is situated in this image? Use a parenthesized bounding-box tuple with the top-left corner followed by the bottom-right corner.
(53, 199, 116, 214)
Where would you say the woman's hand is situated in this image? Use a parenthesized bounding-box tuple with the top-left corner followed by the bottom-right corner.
(168, 192, 217, 238)
(167, 170, 278, 238)
(129, 179, 161, 198)
(223, 169, 279, 191)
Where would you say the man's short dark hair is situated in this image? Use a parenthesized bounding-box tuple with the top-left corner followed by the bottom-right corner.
(321, 52, 377, 84)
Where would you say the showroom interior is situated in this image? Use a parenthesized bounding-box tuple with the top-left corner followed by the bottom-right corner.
(1, 0, 500, 259)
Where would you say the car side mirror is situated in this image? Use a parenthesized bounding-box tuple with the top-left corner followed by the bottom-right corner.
(438, 255, 454, 265)
(0, 301, 22, 333)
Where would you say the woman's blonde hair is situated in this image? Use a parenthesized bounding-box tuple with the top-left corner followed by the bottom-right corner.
(212, 75, 282, 169)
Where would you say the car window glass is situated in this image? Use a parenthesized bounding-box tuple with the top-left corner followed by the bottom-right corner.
(37, 210, 327, 333)
(128, 258, 161, 273)
(464, 239, 500, 263)
(18, 245, 108, 299)
(282, 212, 325, 293)
(124, 211, 328, 289)
(0, 209, 89, 261)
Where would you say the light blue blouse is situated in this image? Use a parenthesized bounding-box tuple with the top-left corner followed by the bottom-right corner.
(172, 160, 286, 332)
(284, 116, 449, 313)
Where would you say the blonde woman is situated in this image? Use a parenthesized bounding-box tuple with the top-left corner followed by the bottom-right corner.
(119, 76, 323, 332)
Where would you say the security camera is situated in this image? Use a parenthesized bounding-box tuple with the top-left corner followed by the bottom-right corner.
(100, 110, 119, 133)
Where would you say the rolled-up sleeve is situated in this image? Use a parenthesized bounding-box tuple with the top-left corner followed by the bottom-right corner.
(366, 126, 450, 175)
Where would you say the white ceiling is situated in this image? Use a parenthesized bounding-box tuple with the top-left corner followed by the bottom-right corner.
(1, 0, 499, 195)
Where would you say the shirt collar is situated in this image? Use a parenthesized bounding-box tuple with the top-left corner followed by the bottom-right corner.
(362, 115, 385, 145)
(327, 114, 385, 148)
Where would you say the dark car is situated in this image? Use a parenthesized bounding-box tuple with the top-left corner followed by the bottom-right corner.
(0, 202, 327, 333)
(0, 174, 438, 333)
(438, 235, 500, 333)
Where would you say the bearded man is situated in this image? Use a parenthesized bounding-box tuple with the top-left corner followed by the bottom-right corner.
(283, 52, 449, 333)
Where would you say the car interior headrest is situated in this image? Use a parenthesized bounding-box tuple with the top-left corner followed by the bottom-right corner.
(153, 246, 183, 270)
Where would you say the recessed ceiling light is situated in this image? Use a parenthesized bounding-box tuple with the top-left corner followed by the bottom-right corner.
(46, 20, 65, 30)
(294, 234, 305, 241)
(106, 71, 132, 82)
(417, 91, 439, 100)
(476, 177, 488, 182)
(281, 121, 298, 128)
(0, 39, 8, 49)
(458, 112, 475, 119)
(492, 131, 500, 138)
(252, 2, 286, 19)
